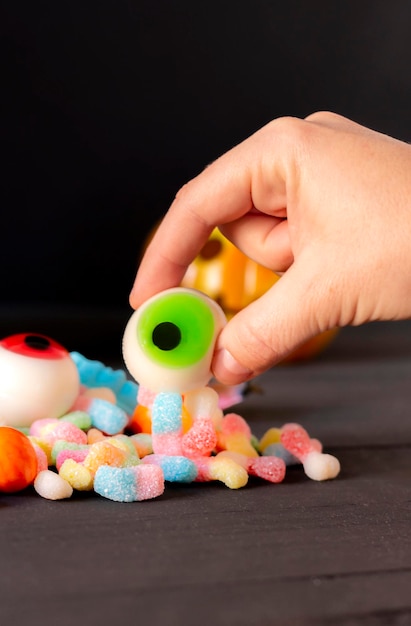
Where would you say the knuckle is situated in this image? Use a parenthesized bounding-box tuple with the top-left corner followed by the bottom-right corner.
(174, 181, 194, 203)
(231, 315, 282, 371)
(305, 110, 342, 124)
(266, 115, 307, 141)
(265, 115, 316, 157)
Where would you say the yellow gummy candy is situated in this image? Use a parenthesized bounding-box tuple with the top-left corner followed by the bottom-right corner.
(84, 441, 127, 474)
(59, 459, 94, 491)
(258, 427, 282, 453)
(222, 433, 259, 458)
(29, 435, 53, 465)
(109, 436, 140, 467)
(209, 457, 248, 489)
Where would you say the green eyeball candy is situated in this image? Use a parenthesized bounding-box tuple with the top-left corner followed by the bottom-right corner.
(122, 288, 227, 393)
(137, 291, 215, 368)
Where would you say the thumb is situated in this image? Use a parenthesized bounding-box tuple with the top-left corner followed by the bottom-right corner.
(211, 260, 330, 385)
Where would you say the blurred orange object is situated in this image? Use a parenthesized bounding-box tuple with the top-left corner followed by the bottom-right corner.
(180, 228, 338, 363)
(0, 427, 38, 492)
(129, 405, 153, 434)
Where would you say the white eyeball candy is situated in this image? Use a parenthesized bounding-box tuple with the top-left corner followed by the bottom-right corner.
(0, 333, 80, 427)
(122, 288, 227, 393)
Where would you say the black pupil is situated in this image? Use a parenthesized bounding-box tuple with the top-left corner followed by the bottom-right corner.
(24, 335, 50, 351)
(152, 322, 181, 351)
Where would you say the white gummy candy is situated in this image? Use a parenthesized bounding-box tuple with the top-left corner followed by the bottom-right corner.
(34, 469, 73, 500)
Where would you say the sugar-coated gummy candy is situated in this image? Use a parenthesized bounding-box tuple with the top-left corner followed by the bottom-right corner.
(181, 416, 217, 458)
(38, 421, 88, 447)
(262, 442, 299, 465)
(83, 440, 128, 474)
(143, 454, 198, 483)
(116, 380, 139, 415)
(250, 434, 260, 452)
(217, 413, 258, 458)
(216, 450, 286, 484)
(89, 398, 129, 435)
(94, 464, 164, 502)
(247, 455, 286, 483)
(152, 392, 183, 434)
(81, 386, 117, 404)
(130, 433, 153, 458)
(109, 436, 140, 467)
(134, 464, 165, 501)
(151, 392, 184, 455)
(183, 386, 222, 429)
(258, 427, 282, 453)
(70, 351, 138, 414)
(193, 454, 248, 488)
(202, 456, 249, 489)
(50, 440, 88, 466)
(130, 403, 193, 436)
(87, 428, 106, 444)
(29, 438, 48, 472)
(29, 418, 60, 438)
(94, 466, 135, 502)
(303, 451, 341, 481)
(60, 410, 92, 431)
(137, 385, 156, 409)
(34, 469, 73, 500)
(280, 423, 313, 459)
(80, 397, 129, 435)
(280, 423, 340, 481)
(56, 447, 89, 471)
(260, 426, 322, 464)
(59, 458, 94, 491)
(71, 351, 127, 392)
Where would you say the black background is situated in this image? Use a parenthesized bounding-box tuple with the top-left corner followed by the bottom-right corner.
(1, 0, 411, 355)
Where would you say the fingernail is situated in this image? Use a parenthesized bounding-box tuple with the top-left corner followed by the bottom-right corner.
(212, 348, 253, 383)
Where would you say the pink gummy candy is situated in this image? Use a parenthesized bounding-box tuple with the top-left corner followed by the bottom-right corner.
(152, 432, 183, 456)
(280, 423, 314, 461)
(193, 457, 213, 482)
(137, 386, 157, 409)
(29, 418, 60, 437)
(30, 440, 48, 473)
(181, 417, 217, 458)
(220, 413, 252, 438)
(135, 464, 165, 501)
(247, 456, 286, 483)
(56, 448, 89, 471)
(40, 422, 88, 447)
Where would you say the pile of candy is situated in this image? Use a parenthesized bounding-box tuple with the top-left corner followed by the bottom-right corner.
(0, 350, 340, 502)
(0, 288, 341, 502)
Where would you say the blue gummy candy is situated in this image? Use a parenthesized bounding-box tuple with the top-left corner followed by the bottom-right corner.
(152, 393, 182, 434)
(94, 466, 138, 502)
(70, 352, 138, 413)
(88, 398, 129, 435)
(116, 380, 139, 415)
(70, 352, 108, 387)
(156, 456, 198, 483)
(263, 442, 299, 465)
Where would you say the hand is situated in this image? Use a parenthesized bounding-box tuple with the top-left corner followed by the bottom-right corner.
(130, 112, 411, 384)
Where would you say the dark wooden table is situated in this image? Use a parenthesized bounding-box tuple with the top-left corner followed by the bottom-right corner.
(2, 321, 411, 626)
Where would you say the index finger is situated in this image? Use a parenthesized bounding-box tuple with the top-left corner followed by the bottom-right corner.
(129, 122, 288, 308)
(129, 165, 248, 308)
